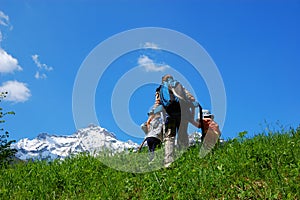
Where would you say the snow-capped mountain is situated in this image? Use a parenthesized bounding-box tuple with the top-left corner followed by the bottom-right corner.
(12, 124, 139, 160)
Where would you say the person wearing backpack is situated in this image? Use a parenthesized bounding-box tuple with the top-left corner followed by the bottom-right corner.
(147, 74, 198, 168)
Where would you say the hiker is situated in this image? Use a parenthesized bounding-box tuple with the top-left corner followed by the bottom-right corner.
(201, 110, 221, 137)
(147, 74, 198, 168)
(140, 111, 163, 162)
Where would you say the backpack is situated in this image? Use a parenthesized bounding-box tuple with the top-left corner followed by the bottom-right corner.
(159, 78, 185, 117)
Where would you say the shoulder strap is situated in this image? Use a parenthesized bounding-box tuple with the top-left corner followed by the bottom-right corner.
(160, 81, 173, 107)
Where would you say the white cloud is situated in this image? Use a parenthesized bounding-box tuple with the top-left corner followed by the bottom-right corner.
(34, 71, 47, 79)
(0, 11, 29, 103)
(0, 48, 23, 74)
(32, 54, 53, 79)
(0, 11, 9, 27)
(142, 42, 160, 49)
(138, 55, 169, 72)
(0, 80, 31, 103)
(0, 11, 13, 45)
(32, 54, 53, 71)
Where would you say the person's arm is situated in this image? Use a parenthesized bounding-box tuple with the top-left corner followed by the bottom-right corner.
(147, 90, 161, 127)
(202, 118, 221, 136)
(184, 88, 195, 102)
(182, 87, 199, 126)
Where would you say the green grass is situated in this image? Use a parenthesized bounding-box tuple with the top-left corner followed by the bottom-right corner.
(1, 127, 299, 199)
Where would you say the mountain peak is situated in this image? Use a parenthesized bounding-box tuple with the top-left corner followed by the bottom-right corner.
(87, 123, 98, 128)
(75, 124, 116, 139)
(37, 132, 49, 140)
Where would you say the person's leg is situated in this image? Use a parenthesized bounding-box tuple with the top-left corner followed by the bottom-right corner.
(147, 137, 161, 161)
(146, 137, 154, 152)
(177, 119, 189, 149)
(153, 138, 162, 150)
(164, 118, 176, 168)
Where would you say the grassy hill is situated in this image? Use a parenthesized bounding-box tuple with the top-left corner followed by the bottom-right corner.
(1, 127, 299, 199)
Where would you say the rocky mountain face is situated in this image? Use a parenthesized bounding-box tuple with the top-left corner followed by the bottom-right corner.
(12, 124, 139, 160)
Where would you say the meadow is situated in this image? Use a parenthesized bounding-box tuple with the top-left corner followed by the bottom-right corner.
(0, 127, 299, 199)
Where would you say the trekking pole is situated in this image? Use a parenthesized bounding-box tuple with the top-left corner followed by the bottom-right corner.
(137, 138, 147, 152)
(198, 104, 205, 141)
(188, 102, 206, 142)
(160, 111, 165, 142)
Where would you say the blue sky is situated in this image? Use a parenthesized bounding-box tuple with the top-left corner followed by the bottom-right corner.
(0, 0, 299, 144)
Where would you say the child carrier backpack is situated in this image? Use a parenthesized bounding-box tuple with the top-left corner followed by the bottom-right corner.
(159, 78, 184, 117)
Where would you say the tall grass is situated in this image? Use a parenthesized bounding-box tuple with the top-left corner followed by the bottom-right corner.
(1, 127, 299, 199)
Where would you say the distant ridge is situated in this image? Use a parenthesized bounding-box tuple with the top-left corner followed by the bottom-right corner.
(12, 124, 139, 160)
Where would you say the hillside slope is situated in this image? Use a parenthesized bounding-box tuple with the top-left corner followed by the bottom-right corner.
(1, 127, 299, 199)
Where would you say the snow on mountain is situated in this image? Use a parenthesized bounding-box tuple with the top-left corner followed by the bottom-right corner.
(12, 124, 139, 161)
